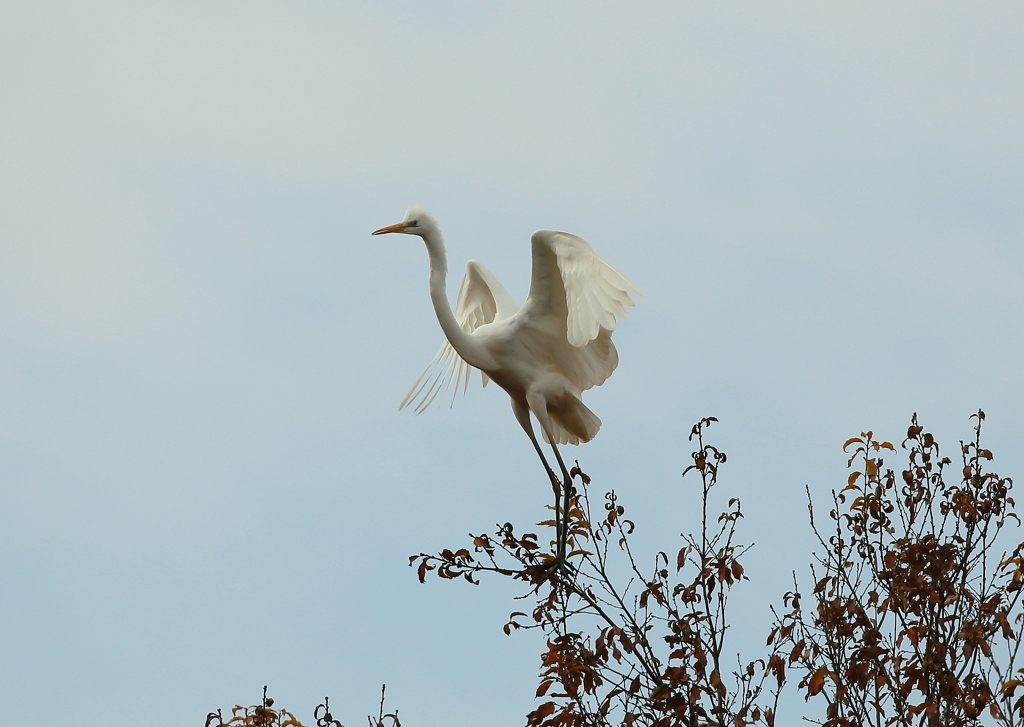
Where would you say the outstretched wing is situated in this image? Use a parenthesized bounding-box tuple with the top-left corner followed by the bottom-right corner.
(400, 260, 518, 413)
(527, 230, 642, 348)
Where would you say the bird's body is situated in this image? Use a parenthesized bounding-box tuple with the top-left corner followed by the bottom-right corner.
(373, 206, 640, 565)
(376, 206, 638, 446)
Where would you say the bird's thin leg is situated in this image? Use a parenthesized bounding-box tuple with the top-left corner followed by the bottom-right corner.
(511, 399, 564, 568)
(549, 442, 574, 563)
(549, 442, 574, 494)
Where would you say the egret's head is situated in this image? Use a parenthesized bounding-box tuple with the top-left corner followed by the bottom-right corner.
(372, 205, 437, 237)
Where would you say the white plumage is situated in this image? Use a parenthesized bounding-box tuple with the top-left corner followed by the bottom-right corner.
(374, 205, 641, 448)
(400, 260, 517, 412)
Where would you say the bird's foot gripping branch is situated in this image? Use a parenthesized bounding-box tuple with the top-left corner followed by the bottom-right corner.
(409, 417, 786, 727)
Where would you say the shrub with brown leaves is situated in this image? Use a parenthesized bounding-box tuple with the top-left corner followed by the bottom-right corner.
(771, 411, 1024, 727)
(412, 417, 782, 727)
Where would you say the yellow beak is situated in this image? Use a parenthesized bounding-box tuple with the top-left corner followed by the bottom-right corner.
(371, 221, 410, 235)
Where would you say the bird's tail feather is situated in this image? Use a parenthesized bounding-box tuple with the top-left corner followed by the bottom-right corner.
(543, 395, 602, 445)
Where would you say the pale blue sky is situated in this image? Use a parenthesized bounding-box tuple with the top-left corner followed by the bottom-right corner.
(1, 3, 1022, 725)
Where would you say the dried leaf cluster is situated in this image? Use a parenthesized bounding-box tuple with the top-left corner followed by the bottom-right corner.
(412, 417, 781, 726)
(771, 411, 1024, 726)
(206, 686, 399, 727)
(211, 412, 1024, 727)
(413, 413, 1024, 726)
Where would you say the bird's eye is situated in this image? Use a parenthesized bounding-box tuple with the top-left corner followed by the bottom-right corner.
(407, 220, 419, 227)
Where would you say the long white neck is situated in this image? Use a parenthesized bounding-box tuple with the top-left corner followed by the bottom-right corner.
(421, 226, 493, 370)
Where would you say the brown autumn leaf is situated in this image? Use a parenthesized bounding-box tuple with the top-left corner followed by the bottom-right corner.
(807, 667, 829, 697)
(710, 668, 727, 698)
(1002, 679, 1024, 697)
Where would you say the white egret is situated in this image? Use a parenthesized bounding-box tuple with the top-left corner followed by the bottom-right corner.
(373, 206, 641, 565)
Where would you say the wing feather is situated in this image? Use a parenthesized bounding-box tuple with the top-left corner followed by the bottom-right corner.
(400, 260, 519, 412)
(528, 230, 642, 349)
